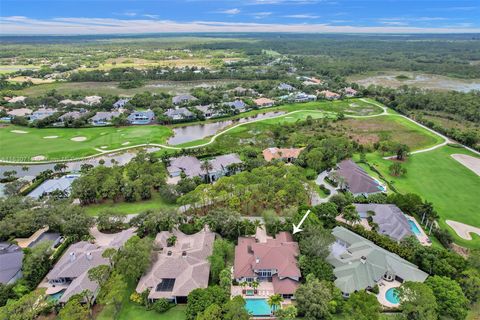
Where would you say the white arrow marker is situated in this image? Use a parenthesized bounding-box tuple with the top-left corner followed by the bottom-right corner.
(292, 209, 311, 234)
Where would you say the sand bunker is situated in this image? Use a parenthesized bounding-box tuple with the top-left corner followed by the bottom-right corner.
(31, 155, 46, 161)
(71, 136, 87, 142)
(43, 136, 58, 139)
(446, 220, 480, 240)
(100, 146, 108, 149)
(451, 154, 480, 176)
(11, 130, 28, 134)
(122, 142, 130, 146)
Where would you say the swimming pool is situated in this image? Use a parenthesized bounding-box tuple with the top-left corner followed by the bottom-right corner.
(48, 290, 65, 302)
(245, 298, 272, 316)
(385, 288, 400, 305)
(408, 219, 422, 236)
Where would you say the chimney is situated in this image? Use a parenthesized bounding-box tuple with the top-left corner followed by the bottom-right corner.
(255, 257, 260, 264)
(182, 251, 187, 257)
(69, 252, 76, 262)
(86, 252, 93, 261)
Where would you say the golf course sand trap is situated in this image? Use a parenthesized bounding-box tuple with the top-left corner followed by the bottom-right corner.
(11, 130, 28, 134)
(446, 220, 480, 240)
(71, 136, 87, 142)
(31, 155, 46, 161)
(451, 154, 480, 176)
(100, 146, 108, 149)
(43, 136, 58, 139)
(122, 142, 130, 146)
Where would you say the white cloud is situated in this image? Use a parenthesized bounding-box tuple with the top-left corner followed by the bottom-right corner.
(143, 14, 160, 19)
(1, 16, 479, 35)
(284, 14, 320, 19)
(252, 12, 273, 19)
(218, 8, 241, 15)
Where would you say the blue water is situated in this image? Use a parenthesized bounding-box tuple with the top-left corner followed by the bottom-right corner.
(408, 220, 422, 236)
(245, 299, 272, 316)
(49, 290, 65, 302)
(385, 288, 400, 304)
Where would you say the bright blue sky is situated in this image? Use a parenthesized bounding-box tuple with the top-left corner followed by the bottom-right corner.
(1, 0, 479, 34)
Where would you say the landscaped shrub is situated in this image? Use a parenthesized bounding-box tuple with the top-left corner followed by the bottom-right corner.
(319, 184, 331, 195)
(152, 298, 173, 313)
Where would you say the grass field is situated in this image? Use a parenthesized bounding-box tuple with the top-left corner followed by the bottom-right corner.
(96, 283, 186, 320)
(339, 115, 444, 150)
(0, 125, 172, 161)
(84, 192, 178, 216)
(364, 145, 480, 249)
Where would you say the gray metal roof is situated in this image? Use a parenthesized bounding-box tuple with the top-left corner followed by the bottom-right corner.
(0, 243, 23, 284)
(172, 94, 197, 105)
(167, 154, 242, 178)
(354, 204, 413, 241)
(336, 160, 384, 195)
(327, 226, 428, 294)
(27, 175, 79, 199)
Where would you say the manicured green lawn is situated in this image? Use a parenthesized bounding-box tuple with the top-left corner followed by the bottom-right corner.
(0, 124, 172, 161)
(364, 145, 480, 249)
(84, 192, 178, 216)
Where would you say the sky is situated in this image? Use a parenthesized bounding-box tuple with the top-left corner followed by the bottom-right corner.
(1, 0, 480, 35)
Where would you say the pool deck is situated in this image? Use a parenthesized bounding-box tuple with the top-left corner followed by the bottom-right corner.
(231, 282, 275, 298)
(405, 215, 431, 246)
(376, 280, 401, 308)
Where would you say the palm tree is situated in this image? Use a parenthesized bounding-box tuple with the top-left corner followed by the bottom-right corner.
(268, 294, 284, 313)
(342, 204, 361, 225)
(200, 160, 213, 183)
(21, 166, 29, 172)
(54, 163, 67, 173)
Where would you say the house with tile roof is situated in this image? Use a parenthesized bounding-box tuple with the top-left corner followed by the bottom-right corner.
(262, 147, 304, 163)
(318, 90, 341, 100)
(27, 174, 80, 199)
(278, 83, 295, 91)
(331, 160, 386, 196)
(136, 228, 215, 303)
(234, 228, 301, 299)
(167, 154, 242, 182)
(344, 87, 358, 97)
(254, 97, 275, 108)
(172, 94, 198, 105)
(224, 99, 247, 112)
(45, 229, 135, 303)
(89, 111, 121, 126)
(164, 107, 195, 121)
(193, 104, 220, 119)
(327, 226, 428, 297)
(354, 204, 413, 242)
(29, 108, 58, 122)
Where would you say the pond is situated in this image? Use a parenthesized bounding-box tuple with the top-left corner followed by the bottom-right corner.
(168, 111, 285, 145)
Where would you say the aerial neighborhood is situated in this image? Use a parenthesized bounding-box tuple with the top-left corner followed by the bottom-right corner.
(0, 29, 479, 320)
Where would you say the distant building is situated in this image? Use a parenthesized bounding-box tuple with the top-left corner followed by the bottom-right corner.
(281, 92, 316, 103)
(8, 96, 27, 104)
(318, 90, 341, 100)
(56, 111, 85, 125)
(59, 99, 86, 106)
(344, 87, 358, 97)
(167, 154, 242, 182)
(113, 98, 130, 109)
(194, 104, 220, 118)
(164, 108, 195, 121)
(127, 109, 155, 125)
(331, 159, 386, 196)
(234, 228, 301, 299)
(27, 174, 80, 199)
(0, 243, 23, 284)
(224, 100, 247, 112)
(327, 226, 428, 297)
(83, 96, 102, 106)
(354, 204, 413, 242)
(89, 111, 121, 126)
(136, 228, 215, 303)
(263, 147, 304, 163)
(278, 83, 295, 91)
(172, 94, 198, 105)
(29, 108, 58, 122)
(254, 97, 275, 108)
(7, 108, 32, 117)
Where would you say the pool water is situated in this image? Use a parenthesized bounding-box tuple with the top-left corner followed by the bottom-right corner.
(408, 220, 422, 236)
(245, 298, 272, 316)
(385, 288, 400, 304)
(49, 290, 65, 302)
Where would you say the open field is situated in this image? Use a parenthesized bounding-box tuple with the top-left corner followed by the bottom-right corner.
(364, 145, 480, 249)
(14, 79, 250, 97)
(84, 192, 178, 216)
(348, 71, 480, 92)
(0, 125, 172, 161)
(0, 64, 41, 74)
(338, 115, 444, 150)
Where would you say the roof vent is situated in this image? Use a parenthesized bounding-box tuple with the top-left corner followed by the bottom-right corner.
(69, 252, 76, 262)
(182, 251, 187, 257)
(167, 251, 172, 256)
(86, 252, 93, 261)
(255, 258, 260, 264)
(360, 256, 367, 264)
